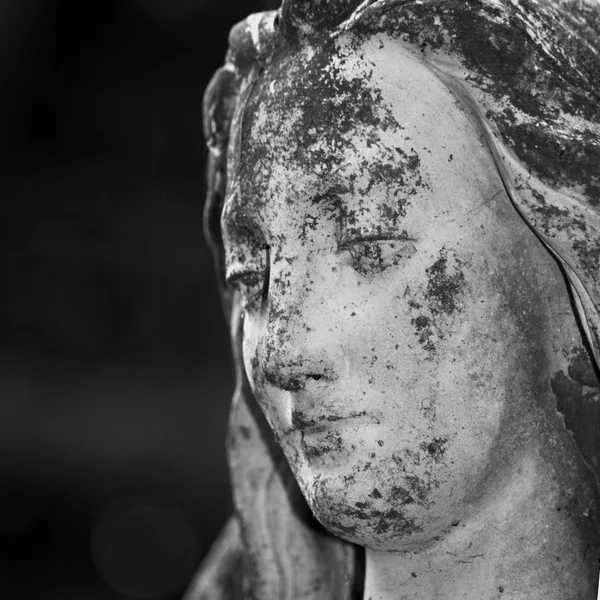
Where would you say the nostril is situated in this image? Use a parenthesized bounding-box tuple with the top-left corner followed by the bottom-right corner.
(261, 348, 343, 391)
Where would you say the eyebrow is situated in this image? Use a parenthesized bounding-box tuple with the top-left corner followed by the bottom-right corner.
(223, 179, 347, 235)
(337, 190, 416, 245)
(338, 227, 418, 249)
(310, 184, 348, 205)
(224, 182, 417, 244)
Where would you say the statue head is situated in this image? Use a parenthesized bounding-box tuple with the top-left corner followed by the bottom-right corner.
(203, 0, 600, 595)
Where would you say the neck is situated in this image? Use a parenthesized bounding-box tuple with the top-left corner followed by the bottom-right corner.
(363, 450, 596, 600)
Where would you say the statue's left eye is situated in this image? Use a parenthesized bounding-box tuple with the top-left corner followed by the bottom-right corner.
(344, 239, 417, 276)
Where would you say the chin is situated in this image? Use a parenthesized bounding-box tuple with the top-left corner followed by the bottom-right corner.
(294, 458, 451, 552)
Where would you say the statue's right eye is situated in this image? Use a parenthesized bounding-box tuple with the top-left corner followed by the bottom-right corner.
(225, 246, 270, 312)
(226, 269, 265, 311)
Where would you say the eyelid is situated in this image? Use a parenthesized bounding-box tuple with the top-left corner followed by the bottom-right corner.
(225, 267, 262, 287)
(338, 232, 418, 249)
(225, 244, 271, 285)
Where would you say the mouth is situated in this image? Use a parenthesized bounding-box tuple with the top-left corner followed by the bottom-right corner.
(289, 410, 373, 435)
(282, 411, 380, 466)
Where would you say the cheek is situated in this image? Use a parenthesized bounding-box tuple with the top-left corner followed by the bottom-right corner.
(240, 315, 290, 430)
(344, 276, 505, 447)
(341, 284, 433, 393)
(241, 316, 262, 393)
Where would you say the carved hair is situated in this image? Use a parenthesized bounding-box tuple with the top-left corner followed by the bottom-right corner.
(202, 1, 600, 597)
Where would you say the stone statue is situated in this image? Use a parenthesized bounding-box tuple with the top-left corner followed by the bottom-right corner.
(185, 0, 600, 598)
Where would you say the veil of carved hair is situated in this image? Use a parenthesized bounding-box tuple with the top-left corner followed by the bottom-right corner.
(190, 1, 600, 598)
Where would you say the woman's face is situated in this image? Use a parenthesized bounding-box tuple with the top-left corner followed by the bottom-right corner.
(221, 35, 559, 551)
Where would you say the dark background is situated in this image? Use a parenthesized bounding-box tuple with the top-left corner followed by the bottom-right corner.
(0, 0, 277, 597)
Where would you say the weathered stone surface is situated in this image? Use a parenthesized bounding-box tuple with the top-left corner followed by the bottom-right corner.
(195, 1, 600, 598)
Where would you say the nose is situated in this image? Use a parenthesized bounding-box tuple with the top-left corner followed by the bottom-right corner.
(262, 340, 342, 392)
(259, 284, 345, 393)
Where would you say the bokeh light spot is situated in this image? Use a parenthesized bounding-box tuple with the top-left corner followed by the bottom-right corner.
(91, 496, 198, 599)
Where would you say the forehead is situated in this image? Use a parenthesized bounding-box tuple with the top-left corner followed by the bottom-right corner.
(242, 40, 397, 172)
(224, 33, 495, 239)
(231, 35, 428, 221)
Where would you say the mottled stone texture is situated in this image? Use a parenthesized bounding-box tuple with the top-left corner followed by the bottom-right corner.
(188, 1, 600, 599)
